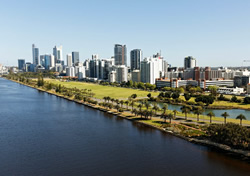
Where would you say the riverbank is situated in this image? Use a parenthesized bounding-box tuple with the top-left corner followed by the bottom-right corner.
(6, 78, 250, 161)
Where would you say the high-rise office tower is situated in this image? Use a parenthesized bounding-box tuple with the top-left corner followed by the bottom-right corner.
(32, 44, 39, 65)
(72, 51, 80, 64)
(40, 55, 45, 67)
(130, 49, 142, 70)
(67, 54, 73, 67)
(114, 44, 127, 66)
(184, 56, 196, 69)
(53, 46, 63, 64)
(18, 59, 25, 70)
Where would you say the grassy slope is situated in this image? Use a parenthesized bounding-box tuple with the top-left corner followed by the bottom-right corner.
(46, 79, 158, 99)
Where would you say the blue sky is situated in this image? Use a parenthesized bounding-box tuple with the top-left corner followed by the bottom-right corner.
(0, 0, 250, 67)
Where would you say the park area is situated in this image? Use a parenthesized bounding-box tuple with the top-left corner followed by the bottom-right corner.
(46, 79, 158, 99)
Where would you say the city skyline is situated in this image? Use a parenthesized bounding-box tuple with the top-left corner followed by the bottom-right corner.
(0, 0, 250, 67)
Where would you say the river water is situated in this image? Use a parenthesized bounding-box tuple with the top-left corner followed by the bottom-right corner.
(0, 78, 249, 176)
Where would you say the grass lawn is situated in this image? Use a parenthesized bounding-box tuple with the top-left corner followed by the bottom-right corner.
(46, 79, 158, 99)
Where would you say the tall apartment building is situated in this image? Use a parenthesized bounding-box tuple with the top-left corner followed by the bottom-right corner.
(141, 55, 164, 84)
(18, 59, 25, 70)
(53, 46, 63, 64)
(32, 44, 39, 65)
(72, 51, 79, 64)
(114, 44, 127, 66)
(67, 54, 73, 67)
(130, 49, 142, 70)
(184, 56, 196, 69)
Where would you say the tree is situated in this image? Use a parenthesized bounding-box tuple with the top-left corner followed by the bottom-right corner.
(147, 93, 151, 99)
(145, 102, 151, 110)
(207, 112, 215, 123)
(152, 103, 159, 116)
(132, 109, 138, 116)
(130, 94, 137, 99)
(184, 93, 191, 101)
(243, 97, 250, 104)
(221, 112, 229, 124)
(160, 112, 168, 123)
(193, 106, 204, 122)
(168, 113, 174, 124)
(173, 110, 178, 118)
(137, 103, 143, 112)
(231, 95, 238, 103)
(236, 114, 246, 126)
(195, 95, 214, 106)
(181, 105, 191, 120)
(130, 101, 135, 110)
(162, 103, 168, 114)
(115, 105, 120, 112)
(120, 100, 124, 108)
(171, 92, 180, 99)
(125, 100, 129, 110)
(208, 86, 218, 97)
(206, 123, 249, 150)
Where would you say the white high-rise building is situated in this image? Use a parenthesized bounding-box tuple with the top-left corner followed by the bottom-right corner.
(141, 55, 164, 84)
(32, 44, 39, 65)
(76, 66, 86, 80)
(108, 70, 116, 83)
(115, 65, 128, 83)
(66, 67, 75, 77)
(67, 54, 73, 67)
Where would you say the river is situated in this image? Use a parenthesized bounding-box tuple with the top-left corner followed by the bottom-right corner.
(0, 78, 249, 176)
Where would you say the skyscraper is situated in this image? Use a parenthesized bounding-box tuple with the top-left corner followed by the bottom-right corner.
(184, 56, 196, 69)
(72, 51, 80, 64)
(18, 59, 25, 70)
(130, 49, 142, 70)
(114, 44, 127, 66)
(53, 46, 63, 64)
(32, 44, 39, 65)
(67, 54, 73, 67)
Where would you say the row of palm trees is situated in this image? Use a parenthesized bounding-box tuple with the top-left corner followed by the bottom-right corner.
(102, 96, 247, 125)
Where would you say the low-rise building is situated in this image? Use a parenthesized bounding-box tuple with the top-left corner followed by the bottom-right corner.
(217, 87, 244, 95)
(200, 79, 234, 89)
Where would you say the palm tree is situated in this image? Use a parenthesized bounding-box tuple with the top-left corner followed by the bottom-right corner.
(106, 96, 111, 103)
(173, 109, 178, 118)
(168, 113, 174, 124)
(152, 103, 159, 116)
(162, 103, 168, 114)
(132, 109, 138, 116)
(221, 112, 229, 124)
(207, 112, 215, 123)
(115, 105, 120, 112)
(160, 112, 168, 123)
(120, 100, 124, 108)
(115, 99, 119, 105)
(138, 103, 143, 111)
(103, 96, 107, 102)
(111, 98, 115, 105)
(193, 106, 204, 122)
(236, 114, 246, 126)
(130, 101, 135, 110)
(145, 102, 151, 110)
(125, 100, 129, 110)
(181, 106, 191, 120)
(148, 110, 153, 119)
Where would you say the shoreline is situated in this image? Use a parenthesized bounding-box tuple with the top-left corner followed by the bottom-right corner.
(5, 78, 250, 161)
